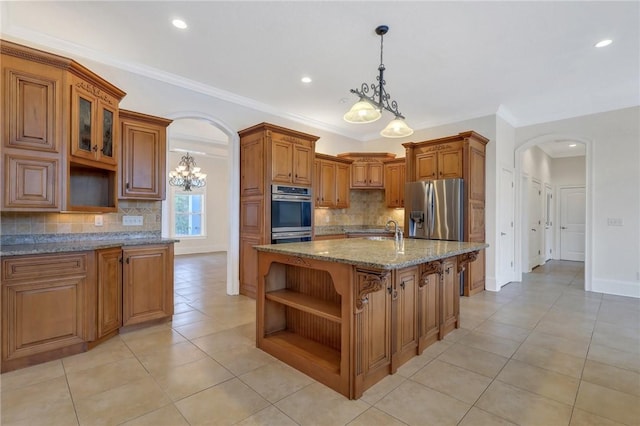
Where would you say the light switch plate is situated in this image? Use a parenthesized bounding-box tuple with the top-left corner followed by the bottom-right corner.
(123, 215, 143, 226)
(607, 217, 623, 226)
(94, 215, 104, 227)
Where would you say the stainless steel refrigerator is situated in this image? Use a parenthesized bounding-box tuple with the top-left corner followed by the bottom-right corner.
(405, 178, 465, 294)
(405, 178, 464, 241)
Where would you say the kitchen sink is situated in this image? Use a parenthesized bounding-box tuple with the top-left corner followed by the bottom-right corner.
(364, 236, 395, 241)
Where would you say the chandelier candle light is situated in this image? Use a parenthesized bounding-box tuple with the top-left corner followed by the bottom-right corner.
(344, 25, 414, 138)
(168, 152, 207, 191)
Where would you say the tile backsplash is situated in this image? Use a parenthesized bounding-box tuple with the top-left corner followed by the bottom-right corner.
(0, 200, 162, 236)
(314, 189, 404, 227)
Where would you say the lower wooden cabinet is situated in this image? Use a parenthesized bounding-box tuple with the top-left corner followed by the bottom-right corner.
(1, 243, 174, 372)
(418, 263, 440, 352)
(96, 247, 122, 338)
(355, 269, 393, 390)
(1, 252, 95, 372)
(122, 244, 174, 327)
(392, 266, 418, 371)
(440, 257, 459, 337)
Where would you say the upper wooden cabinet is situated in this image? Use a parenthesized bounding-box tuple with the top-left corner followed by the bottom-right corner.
(2, 59, 63, 153)
(119, 110, 172, 200)
(271, 133, 314, 186)
(0, 40, 126, 212)
(404, 131, 489, 296)
(69, 77, 120, 167)
(314, 154, 352, 209)
(337, 152, 395, 189)
(415, 143, 463, 180)
(384, 158, 406, 208)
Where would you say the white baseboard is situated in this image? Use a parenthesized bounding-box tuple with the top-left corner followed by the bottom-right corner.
(591, 278, 640, 299)
(175, 244, 227, 256)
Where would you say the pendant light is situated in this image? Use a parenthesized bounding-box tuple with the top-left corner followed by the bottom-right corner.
(168, 152, 207, 191)
(344, 25, 413, 138)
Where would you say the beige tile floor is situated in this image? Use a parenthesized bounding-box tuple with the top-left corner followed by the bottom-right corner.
(2, 254, 639, 425)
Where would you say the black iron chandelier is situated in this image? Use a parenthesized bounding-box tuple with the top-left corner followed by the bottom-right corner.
(344, 25, 413, 138)
(168, 152, 207, 191)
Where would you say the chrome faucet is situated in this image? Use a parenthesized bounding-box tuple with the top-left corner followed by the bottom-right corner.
(385, 219, 404, 250)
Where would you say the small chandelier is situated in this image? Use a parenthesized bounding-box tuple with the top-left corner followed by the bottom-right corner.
(168, 152, 207, 191)
(344, 25, 414, 138)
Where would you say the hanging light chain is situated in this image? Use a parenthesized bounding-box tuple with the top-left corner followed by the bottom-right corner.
(348, 25, 405, 120)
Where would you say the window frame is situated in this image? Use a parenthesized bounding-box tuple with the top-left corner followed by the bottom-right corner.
(171, 187, 206, 239)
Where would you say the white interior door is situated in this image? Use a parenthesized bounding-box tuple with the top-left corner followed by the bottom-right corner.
(544, 184, 553, 261)
(528, 179, 542, 270)
(560, 187, 585, 261)
(499, 168, 515, 284)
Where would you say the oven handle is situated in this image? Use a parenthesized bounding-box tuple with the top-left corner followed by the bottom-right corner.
(272, 194, 312, 202)
(271, 231, 313, 240)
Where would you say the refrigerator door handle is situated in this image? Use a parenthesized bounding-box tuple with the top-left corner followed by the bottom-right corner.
(428, 183, 435, 238)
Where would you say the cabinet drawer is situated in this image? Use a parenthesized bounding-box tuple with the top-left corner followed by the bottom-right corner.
(2, 253, 89, 280)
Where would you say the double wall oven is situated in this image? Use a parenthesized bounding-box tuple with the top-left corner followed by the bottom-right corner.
(271, 184, 312, 243)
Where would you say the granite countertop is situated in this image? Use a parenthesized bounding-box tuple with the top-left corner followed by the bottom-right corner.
(0, 232, 179, 257)
(255, 238, 488, 270)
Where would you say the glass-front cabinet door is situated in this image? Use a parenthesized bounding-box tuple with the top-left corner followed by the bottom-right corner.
(70, 82, 118, 166)
(97, 100, 117, 165)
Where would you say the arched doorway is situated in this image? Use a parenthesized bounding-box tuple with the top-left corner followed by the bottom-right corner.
(163, 112, 240, 295)
(514, 134, 592, 291)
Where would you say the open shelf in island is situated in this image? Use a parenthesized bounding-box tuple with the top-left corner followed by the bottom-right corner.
(265, 289, 341, 323)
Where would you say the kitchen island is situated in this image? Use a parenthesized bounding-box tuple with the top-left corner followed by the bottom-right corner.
(255, 237, 487, 399)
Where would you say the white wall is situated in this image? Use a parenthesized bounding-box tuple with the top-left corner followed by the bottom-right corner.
(522, 146, 552, 184)
(517, 107, 640, 298)
(552, 156, 585, 186)
(493, 115, 516, 288)
(167, 149, 228, 255)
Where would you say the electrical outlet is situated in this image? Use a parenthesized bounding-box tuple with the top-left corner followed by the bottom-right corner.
(123, 215, 143, 226)
(94, 215, 104, 227)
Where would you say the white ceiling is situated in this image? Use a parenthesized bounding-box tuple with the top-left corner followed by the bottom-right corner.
(2, 1, 638, 151)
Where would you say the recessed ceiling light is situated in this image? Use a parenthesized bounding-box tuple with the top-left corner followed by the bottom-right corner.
(301, 76, 312, 84)
(569, 143, 577, 147)
(595, 39, 612, 48)
(172, 19, 188, 29)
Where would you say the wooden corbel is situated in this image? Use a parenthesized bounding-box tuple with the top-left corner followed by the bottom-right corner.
(419, 260, 443, 287)
(457, 251, 479, 273)
(356, 270, 390, 310)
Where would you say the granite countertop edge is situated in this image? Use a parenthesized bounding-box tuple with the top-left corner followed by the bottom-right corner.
(314, 225, 394, 236)
(0, 232, 179, 257)
(255, 240, 488, 270)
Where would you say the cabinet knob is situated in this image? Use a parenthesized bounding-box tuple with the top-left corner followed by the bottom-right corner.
(288, 173, 291, 177)
(92, 145, 98, 152)
(126, 182, 130, 189)
(126, 257, 130, 264)
(400, 281, 406, 289)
